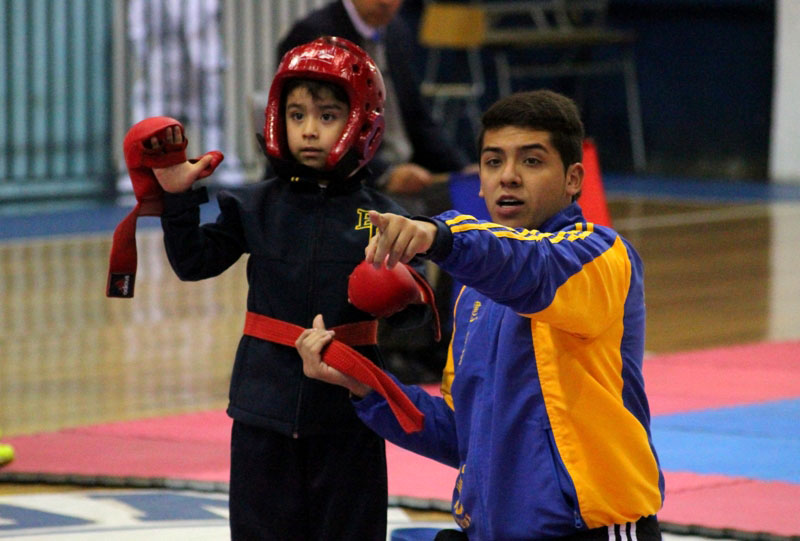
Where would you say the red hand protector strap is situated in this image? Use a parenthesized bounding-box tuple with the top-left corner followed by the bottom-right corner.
(106, 117, 223, 298)
(347, 261, 441, 342)
(405, 264, 442, 343)
(243, 312, 424, 433)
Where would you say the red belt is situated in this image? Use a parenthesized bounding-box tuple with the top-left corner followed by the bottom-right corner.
(243, 312, 424, 433)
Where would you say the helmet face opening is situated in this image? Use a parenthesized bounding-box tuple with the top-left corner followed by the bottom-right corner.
(264, 36, 385, 179)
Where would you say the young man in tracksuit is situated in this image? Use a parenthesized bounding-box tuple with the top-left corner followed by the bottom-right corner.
(298, 89, 665, 540)
(145, 37, 431, 540)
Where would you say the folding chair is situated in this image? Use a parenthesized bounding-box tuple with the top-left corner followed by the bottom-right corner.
(418, 2, 487, 142)
(485, 0, 646, 172)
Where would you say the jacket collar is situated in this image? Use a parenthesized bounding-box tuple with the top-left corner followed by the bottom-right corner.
(276, 164, 368, 196)
(537, 202, 586, 233)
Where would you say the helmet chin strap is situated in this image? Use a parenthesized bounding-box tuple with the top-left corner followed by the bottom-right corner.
(258, 132, 364, 186)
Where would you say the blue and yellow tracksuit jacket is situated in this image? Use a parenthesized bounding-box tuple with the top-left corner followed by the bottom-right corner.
(354, 203, 664, 540)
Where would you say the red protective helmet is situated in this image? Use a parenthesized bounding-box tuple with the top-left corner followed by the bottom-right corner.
(264, 36, 385, 178)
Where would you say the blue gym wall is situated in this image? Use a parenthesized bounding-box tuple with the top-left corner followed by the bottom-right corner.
(403, 0, 775, 181)
(605, 0, 774, 179)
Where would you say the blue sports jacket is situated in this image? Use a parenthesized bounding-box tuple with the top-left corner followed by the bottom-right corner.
(354, 203, 664, 540)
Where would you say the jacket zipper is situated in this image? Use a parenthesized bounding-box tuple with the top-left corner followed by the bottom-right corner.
(292, 189, 326, 438)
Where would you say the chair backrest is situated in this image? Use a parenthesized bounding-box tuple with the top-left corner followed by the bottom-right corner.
(419, 3, 486, 49)
(484, 0, 611, 32)
(564, 0, 611, 28)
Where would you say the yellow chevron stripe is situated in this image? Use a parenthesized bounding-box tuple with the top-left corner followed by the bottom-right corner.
(450, 222, 593, 244)
(450, 222, 515, 233)
(444, 214, 480, 226)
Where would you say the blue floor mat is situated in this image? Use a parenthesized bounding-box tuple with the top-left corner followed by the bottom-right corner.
(652, 398, 800, 482)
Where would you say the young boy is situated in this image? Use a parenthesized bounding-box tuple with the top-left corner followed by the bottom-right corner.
(145, 37, 429, 540)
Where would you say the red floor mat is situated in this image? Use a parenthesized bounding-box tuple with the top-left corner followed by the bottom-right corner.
(3, 342, 799, 537)
(643, 341, 800, 415)
(3, 411, 231, 484)
(661, 472, 800, 537)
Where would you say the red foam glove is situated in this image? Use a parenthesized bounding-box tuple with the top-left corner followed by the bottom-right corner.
(348, 260, 441, 342)
(107, 117, 223, 298)
(124, 116, 187, 207)
(348, 261, 420, 318)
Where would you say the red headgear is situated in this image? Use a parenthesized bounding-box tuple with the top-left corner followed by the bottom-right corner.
(263, 36, 385, 178)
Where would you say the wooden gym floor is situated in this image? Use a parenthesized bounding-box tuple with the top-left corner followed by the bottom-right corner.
(1, 178, 799, 438)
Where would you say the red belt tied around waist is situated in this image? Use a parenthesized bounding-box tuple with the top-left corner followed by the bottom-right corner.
(243, 312, 424, 434)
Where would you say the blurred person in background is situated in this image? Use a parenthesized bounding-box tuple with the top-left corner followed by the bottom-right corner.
(125, 0, 242, 189)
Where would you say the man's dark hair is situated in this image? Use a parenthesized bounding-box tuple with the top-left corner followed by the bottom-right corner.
(282, 78, 349, 109)
(478, 90, 585, 171)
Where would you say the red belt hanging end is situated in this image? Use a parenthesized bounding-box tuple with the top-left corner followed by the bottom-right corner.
(324, 339, 425, 433)
(106, 204, 142, 298)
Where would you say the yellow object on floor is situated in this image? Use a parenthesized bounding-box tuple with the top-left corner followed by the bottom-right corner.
(0, 443, 14, 467)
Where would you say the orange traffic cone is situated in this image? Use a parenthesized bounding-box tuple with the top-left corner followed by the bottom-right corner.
(580, 140, 612, 227)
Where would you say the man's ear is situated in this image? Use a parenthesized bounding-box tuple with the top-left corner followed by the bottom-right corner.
(566, 162, 584, 198)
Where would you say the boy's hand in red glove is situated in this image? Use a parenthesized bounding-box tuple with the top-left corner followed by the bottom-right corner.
(150, 125, 223, 193)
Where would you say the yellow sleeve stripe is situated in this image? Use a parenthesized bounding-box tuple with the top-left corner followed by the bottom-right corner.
(446, 213, 596, 234)
(450, 221, 594, 244)
(450, 221, 518, 234)
(444, 214, 481, 226)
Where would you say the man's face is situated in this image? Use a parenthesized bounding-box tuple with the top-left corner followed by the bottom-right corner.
(479, 126, 583, 230)
(351, 0, 404, 28)
(285, 86, 349, 172)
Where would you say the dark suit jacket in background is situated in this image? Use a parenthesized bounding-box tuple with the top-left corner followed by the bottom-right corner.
(276, 0, 467, 180)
